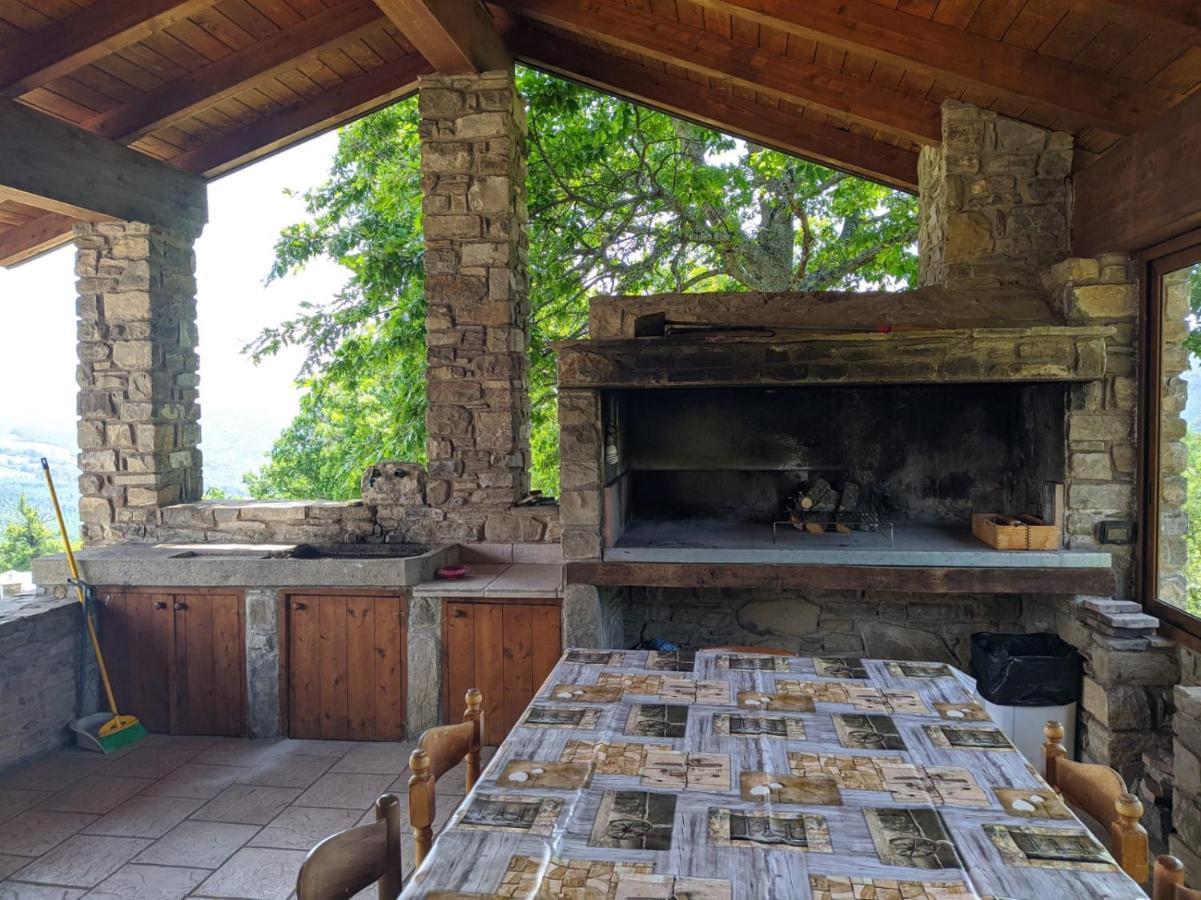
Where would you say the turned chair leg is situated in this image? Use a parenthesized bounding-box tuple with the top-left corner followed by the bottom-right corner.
(464, 688, 482, 791)
(1112, 791, 1149, 885)
(408, 749, 434, 868)
(1043, 719, 1066, 787)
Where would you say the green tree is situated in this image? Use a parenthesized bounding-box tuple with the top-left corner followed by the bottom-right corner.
(0, 495, 62, 571)
(245, 68, 918, 499)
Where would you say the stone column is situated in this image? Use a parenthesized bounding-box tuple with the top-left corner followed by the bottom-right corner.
(419, 70, 531, 540)
(75, 221, 203, 544)
(918, 100, 1072, 291)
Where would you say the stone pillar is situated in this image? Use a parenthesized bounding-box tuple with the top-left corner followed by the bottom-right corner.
(419, 70, 530, 538)
(75, 221, 203, 544)
(918, 100, 1072, 291)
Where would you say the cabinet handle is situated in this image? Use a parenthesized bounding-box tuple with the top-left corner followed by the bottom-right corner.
(292, 601, 307, 611)
(173, 602, 188, 611)
(154, 601, 167, 610)
(452, 609, 467, 619)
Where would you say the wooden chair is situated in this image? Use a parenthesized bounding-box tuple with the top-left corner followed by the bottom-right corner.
(1153, 855, 1201, 899)
(1043, 720, 1149, 884)
(704, 645, 797, 656)
(296, 793, 403, 900)
(409, 688, 483, 868)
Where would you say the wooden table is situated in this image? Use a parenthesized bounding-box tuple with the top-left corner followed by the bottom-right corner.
(400, 649, 1145, 899)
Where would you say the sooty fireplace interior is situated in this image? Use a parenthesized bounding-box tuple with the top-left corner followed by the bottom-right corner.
(601, 383, 1065, 553)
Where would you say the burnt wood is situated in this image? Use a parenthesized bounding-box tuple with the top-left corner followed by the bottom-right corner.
(565, 561, 1116, 595)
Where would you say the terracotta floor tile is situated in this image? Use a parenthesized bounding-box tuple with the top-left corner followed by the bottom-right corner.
(192, 740, 295, 769)
(11, 834, 150, 888)
(0, 758, 102, 793)
(293, 773, 395, 810)
(329, 742, 414, 776)
(82, 863, 208, 899)
(143, 734, 220, 750)
(0, 884, 84, 899)
(192, 784, 301, 826)
(81, 795, 202, 839)
(195, 847, 308, 900)
(0, 790, 53, 824)
(100, 747, 199, 780)
(248, 807, 362, 851)
(134, 820, 259, 869)
(279, 740, 357, 758)
(140, 763, 253, 800)
(241, 754, 333, 789)
(0, 811, 99, 857)
(35, 776, 155, 817)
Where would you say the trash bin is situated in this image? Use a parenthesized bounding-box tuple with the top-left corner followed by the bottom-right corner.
(970, 632, 1082, 775)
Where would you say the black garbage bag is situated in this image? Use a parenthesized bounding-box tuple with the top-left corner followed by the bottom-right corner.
(970, 632, 1081, 707)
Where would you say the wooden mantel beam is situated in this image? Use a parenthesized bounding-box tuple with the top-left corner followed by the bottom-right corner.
(503, 22, 919, 191)
(1073, 88, 1201, 255)
(0, 99, 207, 231)
(492, 0, 941, 144)
(687, 0, 1173, 135)
(0, 0, 215, 98)
(373, 0, 510, 73)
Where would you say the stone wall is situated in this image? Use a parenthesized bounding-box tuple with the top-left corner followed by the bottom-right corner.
(1173, 686, 1201, 876)
(0, 595, 98, 768)
(75, 220, 203, 544)
(918, 100, 1072, 292)
(1159, 268, 1193, 608)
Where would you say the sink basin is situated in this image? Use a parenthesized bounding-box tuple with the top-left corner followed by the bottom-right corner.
(286, 543, 430, 560)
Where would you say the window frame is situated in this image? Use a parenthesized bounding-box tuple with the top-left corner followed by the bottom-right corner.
(1138, 229, 1201, 643)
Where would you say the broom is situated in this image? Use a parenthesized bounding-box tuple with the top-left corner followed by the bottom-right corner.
(42, 458, 148, 753)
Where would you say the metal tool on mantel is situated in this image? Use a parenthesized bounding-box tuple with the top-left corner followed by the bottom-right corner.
(41, 458, 148, 753)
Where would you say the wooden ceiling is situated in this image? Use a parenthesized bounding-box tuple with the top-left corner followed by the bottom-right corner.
(2, 0, 1200, 266)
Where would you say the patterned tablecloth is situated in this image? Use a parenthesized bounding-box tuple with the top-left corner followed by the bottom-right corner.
(399, 649, 1145, 899)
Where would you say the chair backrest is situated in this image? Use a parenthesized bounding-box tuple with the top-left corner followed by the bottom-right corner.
(705, 645, 797, 657)
(1043, 720, 1148, 884)
(1154, 855, 1201, 899)
(296, 794, 403, 900)
(409, 688, 483, 868)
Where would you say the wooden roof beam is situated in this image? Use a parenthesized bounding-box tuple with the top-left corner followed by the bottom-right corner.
(491, 0, 940, 144)
(0, 0, 216, 98)
(373, 0, 510, 73)
(502, 23, 919, 192)
(1070, 0, 1201, 36)
(0, 99, 206, 230)
(688, 0, 1174, 134)
(84, 0, 387, 143)
(169, 53, 433, 178)
(0, 212, 83, 268)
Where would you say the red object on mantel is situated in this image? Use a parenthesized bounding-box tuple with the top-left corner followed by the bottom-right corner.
(437, 565, 470, 580)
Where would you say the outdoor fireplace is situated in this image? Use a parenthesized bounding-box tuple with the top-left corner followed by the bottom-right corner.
(601, 382, 1065, 554)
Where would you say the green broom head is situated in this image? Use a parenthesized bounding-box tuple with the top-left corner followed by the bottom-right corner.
(96, 715, 149, 754)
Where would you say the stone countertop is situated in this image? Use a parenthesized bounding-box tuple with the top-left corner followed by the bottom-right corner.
(412, 563, 565, 599)
(30, 542, 454, 589)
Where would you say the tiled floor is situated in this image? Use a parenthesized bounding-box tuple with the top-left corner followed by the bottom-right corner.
(0, 735, 486, 899)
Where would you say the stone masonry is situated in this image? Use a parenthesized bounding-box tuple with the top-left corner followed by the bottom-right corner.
(420, 70, 533, 542)
(919, 100, 1072, 292)
(1172, 687, 1201, 877)
(75, 221, 204, 544)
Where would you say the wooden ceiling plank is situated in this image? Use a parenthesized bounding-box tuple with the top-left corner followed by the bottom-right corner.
(1063, 0, 1201, 40)
(0, 211, 82, 267)
(0, 0, 217, 98)
(168, 52, 432, 176)
(492, 0, 942, 143)
(372, 0, 510, 72)
(84, 0, 384, 142)
(502, 21, 920, 190)
(686, 0, 1172, 132)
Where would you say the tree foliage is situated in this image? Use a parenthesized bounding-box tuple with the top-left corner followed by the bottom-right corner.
(245, 68, 918, 499)
(0, 495, 62, 572)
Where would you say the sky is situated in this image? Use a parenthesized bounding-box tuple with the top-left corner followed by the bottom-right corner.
(0, 132, 347, 474)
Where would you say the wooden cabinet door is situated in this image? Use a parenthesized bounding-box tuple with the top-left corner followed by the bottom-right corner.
(444, 600, 561, 745)
(171, 592, 246, 736)
(98, 589, 172, 734)
(285, 594, 406, 741)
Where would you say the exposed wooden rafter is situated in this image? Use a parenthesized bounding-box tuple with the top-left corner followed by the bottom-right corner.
(0, 99, 206, 230)
(502, 22, 919, 192)
(84, 0, 387, 143)
(373, 0, 509, 73)
(0, 212, 84, 267)
(0, 0, 215, 98)
(168, 53, 433, 178)
(491, 0, 941, 144)
(687, 0, 1175, 135)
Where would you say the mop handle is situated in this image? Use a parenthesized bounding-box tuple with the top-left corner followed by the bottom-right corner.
(41, 458, 121, 717)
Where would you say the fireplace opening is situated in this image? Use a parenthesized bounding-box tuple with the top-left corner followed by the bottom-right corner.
(601, 384, 1066, 556)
